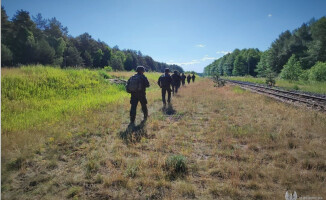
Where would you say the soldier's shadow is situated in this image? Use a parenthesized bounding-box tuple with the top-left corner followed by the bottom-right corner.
(162, 103, 176, 115)
(119, 120, 148, 144)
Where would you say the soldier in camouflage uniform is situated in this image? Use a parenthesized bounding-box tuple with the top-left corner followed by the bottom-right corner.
(171, 70, 182, 95)
(187, 74, 191, 84)
(181, 73, 186, 86)
(157, 68, 172, 106)
(127, 66, 150, 124)
(192, 74, 196, 83)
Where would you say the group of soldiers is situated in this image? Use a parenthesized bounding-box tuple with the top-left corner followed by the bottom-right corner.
(157, 68, 196, 106)
(126, 66, 196, 124)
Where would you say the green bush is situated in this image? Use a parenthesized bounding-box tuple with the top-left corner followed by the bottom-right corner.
(164, 155, 187, 180)
(104, 66, 113, 72)
(280, 55, 303, 81)
(299, 70, 310, 81)
(98, 70, 110, 79)
(309, 62, 326, 82)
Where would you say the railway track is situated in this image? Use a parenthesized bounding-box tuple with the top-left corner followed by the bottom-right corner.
(222, 79, 326, 112)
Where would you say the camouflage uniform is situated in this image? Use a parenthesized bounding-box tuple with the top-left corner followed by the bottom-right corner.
(192, 74, 196, 83)
(171, 71, 181, 94)
(181, 73, 186, 86)
(158, 70, 172, 105)
(187, 74, 191, 84)
(128, 67, 150, 123)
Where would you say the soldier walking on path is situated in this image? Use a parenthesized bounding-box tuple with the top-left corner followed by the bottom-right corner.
(181, 73, 186, 86)
(126, 66, 150, 124)
(158, 68, 172, 106)
(192, 73, 196, 83)
(187, 74, 191, 84)
(171, 70, 181, 95)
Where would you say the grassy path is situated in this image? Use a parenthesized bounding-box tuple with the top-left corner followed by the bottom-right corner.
(2, 79, 326, 199)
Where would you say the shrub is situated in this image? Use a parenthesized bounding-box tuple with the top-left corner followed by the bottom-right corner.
(104, 66, 113, 72)
(265, 67, 276, 86)
(164, 155, 187, 180)
(98, 70, 110, 79)
(299, 70, 310, 81)
(309, 62, 326, 82)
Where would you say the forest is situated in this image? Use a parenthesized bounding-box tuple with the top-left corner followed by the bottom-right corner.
(1, 7, 183, 73)
(204, 16, 326, 82)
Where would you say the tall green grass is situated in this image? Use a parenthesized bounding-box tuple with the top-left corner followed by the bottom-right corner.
(1, 66, 160, 132)
(223, 76, 326, 94)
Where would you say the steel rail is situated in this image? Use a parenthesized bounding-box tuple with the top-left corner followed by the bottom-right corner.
(222, 79, 326, 111)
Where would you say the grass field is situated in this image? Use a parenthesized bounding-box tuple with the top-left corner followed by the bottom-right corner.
(1, 66, 161, 180)
(2, 68, 326, 199)
(223, 76, 326, 94)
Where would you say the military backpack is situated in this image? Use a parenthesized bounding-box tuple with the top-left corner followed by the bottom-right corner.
(126, 74, 143, 93)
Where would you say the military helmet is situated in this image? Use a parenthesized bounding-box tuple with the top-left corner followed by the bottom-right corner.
(136, 66, 145, 72)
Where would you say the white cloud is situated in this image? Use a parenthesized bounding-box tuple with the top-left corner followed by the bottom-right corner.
(195, 44, 206, 48)
(167, 60, 200, 66)
(216, 51, 231, 55)
(167, 55, 217, 66)
(201, 55, 217, 61)
(268, 14, 272, 18)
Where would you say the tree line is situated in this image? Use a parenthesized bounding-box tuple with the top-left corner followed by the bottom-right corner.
(1, 7, 183, 73)
(204, 16, 326, 82)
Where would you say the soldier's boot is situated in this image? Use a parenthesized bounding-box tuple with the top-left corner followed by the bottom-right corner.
(130, 115, 135, 124)
(142, 107, 148, 121)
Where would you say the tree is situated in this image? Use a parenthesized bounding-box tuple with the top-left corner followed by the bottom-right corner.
(255, 50, 271, 77)
(32, 13, 47, 30)
(280, 55, 303, 81)
(44, 17, 68, 38)
(11, 10, 38, 64)
(232, 55, 247, 76)
(309, 62, 326, 81)
(245, 48, 261, 76)
(1, 6, 12, 45)
(1, 44, 13, 66)
(82, 50, 93, 67)
(35, 39, 55, 65)
(124, 53, 134, 71)
(268, 30, 292, 73)
(64, 46, 83, 67)
(308, 17, 326, 64)
(93, 49, 103, 67)
(101, 47, 111, 67)
(111, 54, 124, 70)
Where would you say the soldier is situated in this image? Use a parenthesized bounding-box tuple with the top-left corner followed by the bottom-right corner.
(126, 66, 150, 124)
(187, 74, 191, 84)
(171, 70, 181, 95)
(181, 73, 186, 86)
(157, 68, 172, 106)
(192, 73, 196, 83)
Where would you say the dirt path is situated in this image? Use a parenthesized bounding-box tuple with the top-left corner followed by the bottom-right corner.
(2, 79, 326, 200)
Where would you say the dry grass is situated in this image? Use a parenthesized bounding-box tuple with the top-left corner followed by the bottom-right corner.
(2, 78, 326, 199)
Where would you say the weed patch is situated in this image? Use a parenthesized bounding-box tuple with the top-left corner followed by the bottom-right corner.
(164, 155, 188, 180)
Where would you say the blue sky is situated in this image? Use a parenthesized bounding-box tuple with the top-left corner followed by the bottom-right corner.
(2, 0, 326, 72)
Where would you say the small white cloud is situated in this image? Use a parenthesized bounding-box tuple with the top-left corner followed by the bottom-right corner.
(196, 44, 206, 48)
(268, 14, 272, 18)
(216, 51, 231, 55)
(202, 55, 217, 61)
(167, 60, 200, 66)
(167, 55, 217, 66)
